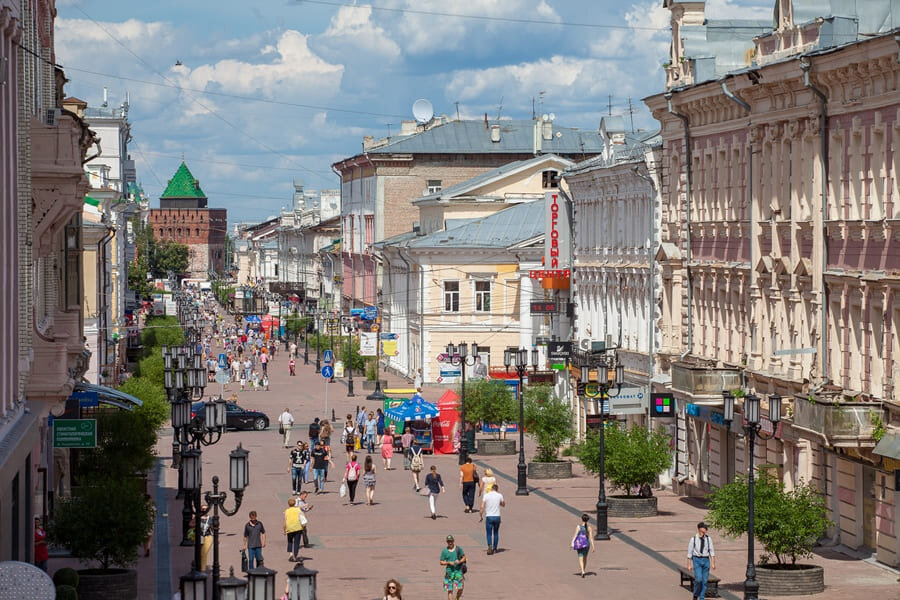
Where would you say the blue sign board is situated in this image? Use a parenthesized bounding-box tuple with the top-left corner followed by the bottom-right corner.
(321, 365, 334, 379)
(217, 353, 228, 370)
(70, 391, 99, 408)
(350, 308, 365, 317)
(363, 306, 378, 320)
(323, 350, 333, 365)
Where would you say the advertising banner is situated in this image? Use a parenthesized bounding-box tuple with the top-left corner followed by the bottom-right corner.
(380, 332, 399, 357)
(359, 332, 377, 356)
(433, 390, 461, 455)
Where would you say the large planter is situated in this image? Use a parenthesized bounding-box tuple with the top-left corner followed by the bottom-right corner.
(77, 568, 137, 600)
(756, 564, 824, 596)
(607, 495, 658, 518)
(528, 461, 573, 479)
(476, 439, 516, 455)
(362, 379, 387, 391)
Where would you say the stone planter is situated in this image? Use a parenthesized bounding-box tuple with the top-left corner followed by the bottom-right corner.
(607, 495, 658, 518)
(756, 564, 824, 596)
(77, 568, 137, 600)
(476, 439, 516, 455)
(361, 379, 387, 390)
(528, 461, 573, 479)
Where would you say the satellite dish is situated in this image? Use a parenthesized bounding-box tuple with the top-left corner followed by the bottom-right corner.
(542, 113, 549, 121)
(413, 99, 434, 124)
(549, 112, 556, 121)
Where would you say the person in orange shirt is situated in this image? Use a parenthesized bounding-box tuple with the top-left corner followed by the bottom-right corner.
(459, 457, 478, 513)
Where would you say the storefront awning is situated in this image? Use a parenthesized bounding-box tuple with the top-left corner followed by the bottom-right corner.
(73, 382, 143, 409)
(872, 433, 900, 460)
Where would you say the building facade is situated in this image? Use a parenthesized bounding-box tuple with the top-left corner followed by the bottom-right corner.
(646, 0, 900, 567)
(148, 161, 227, 279)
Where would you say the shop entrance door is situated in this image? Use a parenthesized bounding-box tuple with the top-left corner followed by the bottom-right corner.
(862, 466, 876, 550)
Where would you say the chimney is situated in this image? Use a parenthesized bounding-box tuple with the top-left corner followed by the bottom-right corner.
(542, 119, 553, 141)
(484, 113, 489, 129)
(102, 87, 108, 107)
(533, 118, 542, 155)
(490, 124, 501, 143)
(400, 120, 417, 135)
(363, 135, 375, 150)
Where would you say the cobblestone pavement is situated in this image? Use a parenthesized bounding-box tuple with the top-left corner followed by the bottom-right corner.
(50, 326, 900, 599)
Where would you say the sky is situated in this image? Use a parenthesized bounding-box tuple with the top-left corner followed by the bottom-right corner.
(55, 0, 773, 225)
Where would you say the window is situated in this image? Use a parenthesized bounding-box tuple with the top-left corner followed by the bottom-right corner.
(427, 179, 442, 194)
(443, 281, 459, 312)
(365, 215, 374, 246)
(475, 280, 491, 312)
(542, 170, 559, 188)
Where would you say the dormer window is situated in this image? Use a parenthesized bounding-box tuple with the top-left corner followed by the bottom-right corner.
(542, 171, 559, 189)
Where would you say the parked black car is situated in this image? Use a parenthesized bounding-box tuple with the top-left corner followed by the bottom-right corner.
(191, 401, 269, 431)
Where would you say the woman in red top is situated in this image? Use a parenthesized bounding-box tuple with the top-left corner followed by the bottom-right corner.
(34, 516, 48, 571)
(343, 454, 361, 504)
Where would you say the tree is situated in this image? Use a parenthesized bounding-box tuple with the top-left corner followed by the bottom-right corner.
(128, 217, 155, 300)
(49, 475, 154, 570)
(577, 423, 673, 495)
(461, 379, 517, 439)
(338, 337, 365, 374)
(523, 384, 573, 462)
(151, 240, 189, 278)
(141, 315, 184, 355)
(118, 376, 168, 431)
(707, 475, 832, 565)
(74, 410, 157, 481)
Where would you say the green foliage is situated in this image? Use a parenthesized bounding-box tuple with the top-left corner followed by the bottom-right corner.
(285, 315, 310, 337)
(212, 281, 235, 307)
(523, 385, 573, 462)
(461, 379, 517, 438)
(366, 359, 377, 381)
(118, 376, 168, 431)
(48, 476, 154, 570)
(141, 316, 183, 354)
(577, 424, 673, 495)
(707, 475, 832, 565)
(53, 567, 80, 588)
(128, 218, 155, 301)
(338, 337, 365, 373)
(872, 411, 886, 442)
(55, 585, 78, 600)
(75, 410, 157, 481)
(151, 240, 189, 278)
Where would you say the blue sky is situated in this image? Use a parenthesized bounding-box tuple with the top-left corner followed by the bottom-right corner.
(56, 0, 772, 224)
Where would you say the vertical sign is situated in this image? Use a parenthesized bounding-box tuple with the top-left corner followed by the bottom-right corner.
(544, 191, 571, 271)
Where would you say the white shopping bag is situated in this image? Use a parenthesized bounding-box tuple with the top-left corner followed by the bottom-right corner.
(339, 483, 347, 498)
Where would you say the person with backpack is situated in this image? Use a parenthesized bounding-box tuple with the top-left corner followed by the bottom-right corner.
(439, 534, 466, 600)
(571, 513, 596, 577)
(343, 454, 361, 504)
(410, 440, 425, 491)
(308, 417, 321, 447)
(342, 416, 357, 462)
(687, 521, 716, 600)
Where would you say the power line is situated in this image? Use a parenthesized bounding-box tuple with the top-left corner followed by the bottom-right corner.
(135, 149, 326, 174)
(293, 0, 668, 32)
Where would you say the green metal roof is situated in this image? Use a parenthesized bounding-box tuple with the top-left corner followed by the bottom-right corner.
(84, 196, 100, 207)
(160, 162, 207, 199)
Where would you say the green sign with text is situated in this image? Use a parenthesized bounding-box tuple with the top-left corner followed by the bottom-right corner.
(53, 419, 97, 448)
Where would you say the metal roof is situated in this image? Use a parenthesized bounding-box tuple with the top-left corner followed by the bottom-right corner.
(368, 119, 604, 156)
(402, 201, 545, 250)
(418, 154, 573, 202)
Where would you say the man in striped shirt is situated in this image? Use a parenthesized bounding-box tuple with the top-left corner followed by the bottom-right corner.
(687, 522, 716, 600)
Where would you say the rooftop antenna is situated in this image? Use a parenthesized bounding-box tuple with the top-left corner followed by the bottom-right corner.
(496, 96, 503, 121)
(453, 101, 460, 121)
(628, 97, 635, 133)
(102, 87, 108, 107)
(412, 98, 434, 124)
(608, 95, 612, 116)
(538, 91, 546, 117)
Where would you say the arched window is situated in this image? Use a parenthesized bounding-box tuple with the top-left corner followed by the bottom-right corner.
(196, 228, 200, 237)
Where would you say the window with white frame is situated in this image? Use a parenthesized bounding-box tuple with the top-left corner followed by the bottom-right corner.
(475, 280, 491, 312)
(427, 179, 442, 194)
(443, 281, 460, 312)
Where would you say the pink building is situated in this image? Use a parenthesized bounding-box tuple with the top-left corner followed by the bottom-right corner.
(647, 0, 900, 567)
(0, 0, 92, 562)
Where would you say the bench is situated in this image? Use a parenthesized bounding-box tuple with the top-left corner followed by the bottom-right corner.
(678, 566, 720, 598)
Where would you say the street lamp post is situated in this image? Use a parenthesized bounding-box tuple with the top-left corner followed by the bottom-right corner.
(594, 355, 623, 540)
(303, 308, 310, 365)
(504, 347, 538, 496)
(447, 342, 478, 465)
(204, 444, 249, 599)
(314, 311, 322, 374)
(344, 317, 356, 397)
(723, 392, 781, 600)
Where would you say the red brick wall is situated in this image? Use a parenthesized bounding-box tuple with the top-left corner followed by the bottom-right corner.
(148, 207, 228, 274)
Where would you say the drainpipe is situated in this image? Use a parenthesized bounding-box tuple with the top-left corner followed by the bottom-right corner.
(398, 247, 414, 378)
(632, 165, 656, 431)
(721, 79, 756, 371)
(666, 94, 694, 362)
(801, 58, 830, 384)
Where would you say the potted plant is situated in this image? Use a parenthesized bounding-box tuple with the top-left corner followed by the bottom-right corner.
(523, 385, 574, 478)
(707, 475, 830, 595)
(576, 424, 673, 517)
(463, 379, 518, 455)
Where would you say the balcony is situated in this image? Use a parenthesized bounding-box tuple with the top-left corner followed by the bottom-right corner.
(791, 396, 885, 447)
(671, 362, 741, 404)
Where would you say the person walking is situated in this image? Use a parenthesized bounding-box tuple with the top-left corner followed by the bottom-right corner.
(290, 341, 297, 359)
(289, 357, 296, 376)
(459, 457, 477, 513)
(376, 408, 386, 436)
(343, 454, 361, 504)
(425, 465, 445, 520)
(260, 348, 269, 375)
(439, 535, 466, 600)
(308, 417, 321, 447)
(480, 467, 496, 495)
(342, 416, 357, 461)
(289, 442, 307, 495)
(283, 497, 304, 562)
(401, 428, 414, 470)
(363, 455, 378, 505)
(310, 441, 330, 494)
(364, 412, 378, 453)
(687, 522, 716, 600)
(278, 408, 294, 447)
(34, 516, 48, 571)
(381, 426, 395, 470)
(571, 513, 596, 577)
(320, 420, 333, 447)
(410, 441, 425, 491)
(382, 578, 403, 600)
(356, 406, 367, 438)
(297, 491, 313, 548)
(242, 511, 266, 570)
(481, 482, 505, 555)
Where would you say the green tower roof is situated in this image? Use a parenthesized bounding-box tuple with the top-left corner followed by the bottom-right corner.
(160, 161, 207, 199)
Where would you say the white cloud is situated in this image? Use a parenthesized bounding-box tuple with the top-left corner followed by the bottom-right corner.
(319, 5, 401, 60)
(705, 0, 773, 20)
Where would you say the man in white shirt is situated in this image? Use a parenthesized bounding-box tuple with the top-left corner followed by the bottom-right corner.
(480, 482, 506, 555)
(687, 521, 716, 600)
(278, 408, 295, 447)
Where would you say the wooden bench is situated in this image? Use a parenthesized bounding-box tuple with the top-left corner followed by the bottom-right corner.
(678, 566, 720, 598)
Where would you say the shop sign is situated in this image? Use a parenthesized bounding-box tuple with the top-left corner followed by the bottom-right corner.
(544, 192, 571, 270)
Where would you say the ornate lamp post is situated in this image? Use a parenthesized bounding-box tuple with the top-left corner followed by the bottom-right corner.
(591, 353, 624, 541)
(504, 346, 538, 496)
(722, 392, 781, 600)
(248, 566, 278, 600)
(204, 444, 250, 598)
(217, 567, 248, 600)
(446, 342, 478, 465)
(303, 308, 310, 365)
(344, 317, 356, 397)
(314, 311, 322, 374)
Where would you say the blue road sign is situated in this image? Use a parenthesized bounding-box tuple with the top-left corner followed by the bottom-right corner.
(217, 353, 228, 370)
(323, 350, 333, 364)
(363, 306, 378, 320)
(321, 365, 334, 379)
